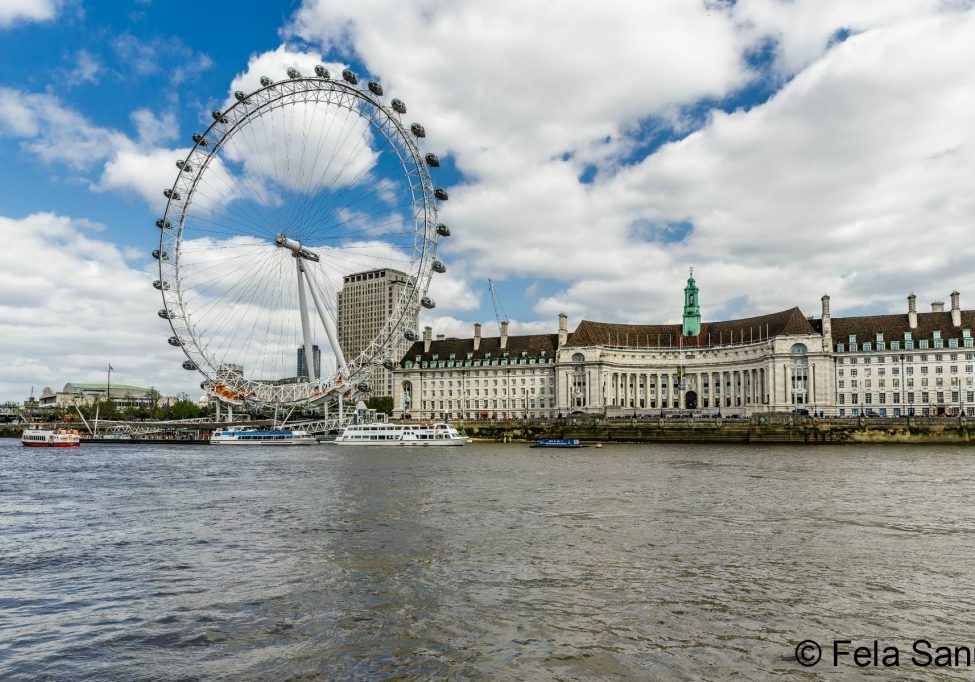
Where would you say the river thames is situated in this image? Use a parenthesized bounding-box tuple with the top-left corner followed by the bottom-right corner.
(2, 440, 974, 679)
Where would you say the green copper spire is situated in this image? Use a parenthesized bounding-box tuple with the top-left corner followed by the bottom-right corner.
(682, 267, 701, 337)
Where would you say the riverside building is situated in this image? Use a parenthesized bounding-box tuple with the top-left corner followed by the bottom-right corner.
(394, 272, 975, 419)
(337, 268, 415, 399)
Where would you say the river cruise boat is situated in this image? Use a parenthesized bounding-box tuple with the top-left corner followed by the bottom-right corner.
(21, 426, 81, 448)
(530, 438, 583, 448)
(210, 428, 317, 445)
(334, 422, 469, 446)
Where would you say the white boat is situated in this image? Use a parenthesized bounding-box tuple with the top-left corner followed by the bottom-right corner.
(209, 427, 318, 445)
(334, 422, 469, 446)
(21, 426, 81, 448)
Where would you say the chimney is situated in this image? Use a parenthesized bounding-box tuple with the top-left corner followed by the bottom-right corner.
(908, 293, 917, 329)
(558, 312, 568, 348)
(821, 294, 832, 351)
(423, 325, 432, 353)
(931, 301, 945, 313)
(436, 334, 445, 341)
(951, 291, 961, 327)
(473, 322, 481, 351)
(500, 320, 509, 350)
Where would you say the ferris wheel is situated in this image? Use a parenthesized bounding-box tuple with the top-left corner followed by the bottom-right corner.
(153, 65, 450, 406)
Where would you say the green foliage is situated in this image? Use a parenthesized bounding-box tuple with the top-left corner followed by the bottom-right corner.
(164, 399, 204, 420)
(365, 396, 393, 415)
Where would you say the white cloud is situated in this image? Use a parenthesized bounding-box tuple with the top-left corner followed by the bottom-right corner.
(131, 108, 178, 147)
(0, 0, 60, 27)
(284, 0, 975, 332)
(67, 49, 102, 85)
(0, 212, 200, 402)
(0, 88, 123, 169)
(112, 32, 213, 85)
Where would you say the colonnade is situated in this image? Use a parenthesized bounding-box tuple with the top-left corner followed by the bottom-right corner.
(605, 367, 770, 411)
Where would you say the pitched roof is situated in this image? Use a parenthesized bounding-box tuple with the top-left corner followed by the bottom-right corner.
(565, 307, 818, 348)
(400, 333, 559, 365)
(830, 310, 975, 344)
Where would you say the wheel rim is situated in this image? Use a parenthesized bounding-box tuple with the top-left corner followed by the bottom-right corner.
(157, 72, 441, 405)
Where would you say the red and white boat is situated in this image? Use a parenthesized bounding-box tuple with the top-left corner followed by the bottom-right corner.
(21, 426, 82, 448)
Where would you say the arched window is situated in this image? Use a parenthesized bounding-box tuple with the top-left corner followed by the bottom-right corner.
(789, 345, 808, 404)
(572, 353, 585, 363)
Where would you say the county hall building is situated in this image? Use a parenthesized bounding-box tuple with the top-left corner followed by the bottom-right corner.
(393, 272, 975, 419)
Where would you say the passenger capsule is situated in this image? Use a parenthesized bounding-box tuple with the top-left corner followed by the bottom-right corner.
(431, 260, 446, 273)
(367, 81, 383, 96)
(158, 309, 173, 319)
(259, 76, 272, 87)
(356, 381, 370, 391)
(211, 110, 228, 124)
(167, 336, 183, 347)
(156, 218, 171, 230)
(410, 123, 426, 138)
(404, 329, 418, 341)
(234, 90, 247, 101)
(421, 296, 436, 309)
(163, 189, 181, 200)
(287, 67, 301, 79)
(176, 160, 193, 172)
(341, 69, 358, 85)
(314, 65, 330, 79)
(436, 223, 451, 237)
(153, 280, 169, 291)
(152, 249, 168, 261)
(383, 359, 396, 371)
(425, 153, 440, 167)
(434, 188, 448, 201)
(191, 133, 209, 147)
(391, 98, 406, 114)
(182, 361, 198, 371)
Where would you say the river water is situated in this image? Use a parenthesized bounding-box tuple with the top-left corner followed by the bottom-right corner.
(2, 439, 974, 680)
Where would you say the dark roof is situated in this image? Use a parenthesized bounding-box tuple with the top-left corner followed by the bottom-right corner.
(830, 310, 975, 344)
(401, 333, 559, 365)
(565, 307, 817, 348)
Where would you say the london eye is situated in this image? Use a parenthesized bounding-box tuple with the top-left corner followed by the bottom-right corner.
(154, 66, 449, 406)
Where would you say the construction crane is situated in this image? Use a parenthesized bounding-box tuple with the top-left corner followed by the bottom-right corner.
(487, 279, 509, 334)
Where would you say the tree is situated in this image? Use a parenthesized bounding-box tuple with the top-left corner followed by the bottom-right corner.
(365, 396, 393, 415)
(166, 399, 203, 420)
(146, 387, 161, 410)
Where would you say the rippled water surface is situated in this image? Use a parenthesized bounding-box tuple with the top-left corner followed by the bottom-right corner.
(3, 439, 975, 680)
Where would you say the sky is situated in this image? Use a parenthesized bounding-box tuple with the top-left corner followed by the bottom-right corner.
(1, 0, 974, 402)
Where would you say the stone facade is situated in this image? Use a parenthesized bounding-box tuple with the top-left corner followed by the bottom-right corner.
(393, 275, 975, 419)
(336, 268, 415, 399)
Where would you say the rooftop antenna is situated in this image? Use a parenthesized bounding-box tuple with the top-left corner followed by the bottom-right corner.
(487, 279, 509, 334)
